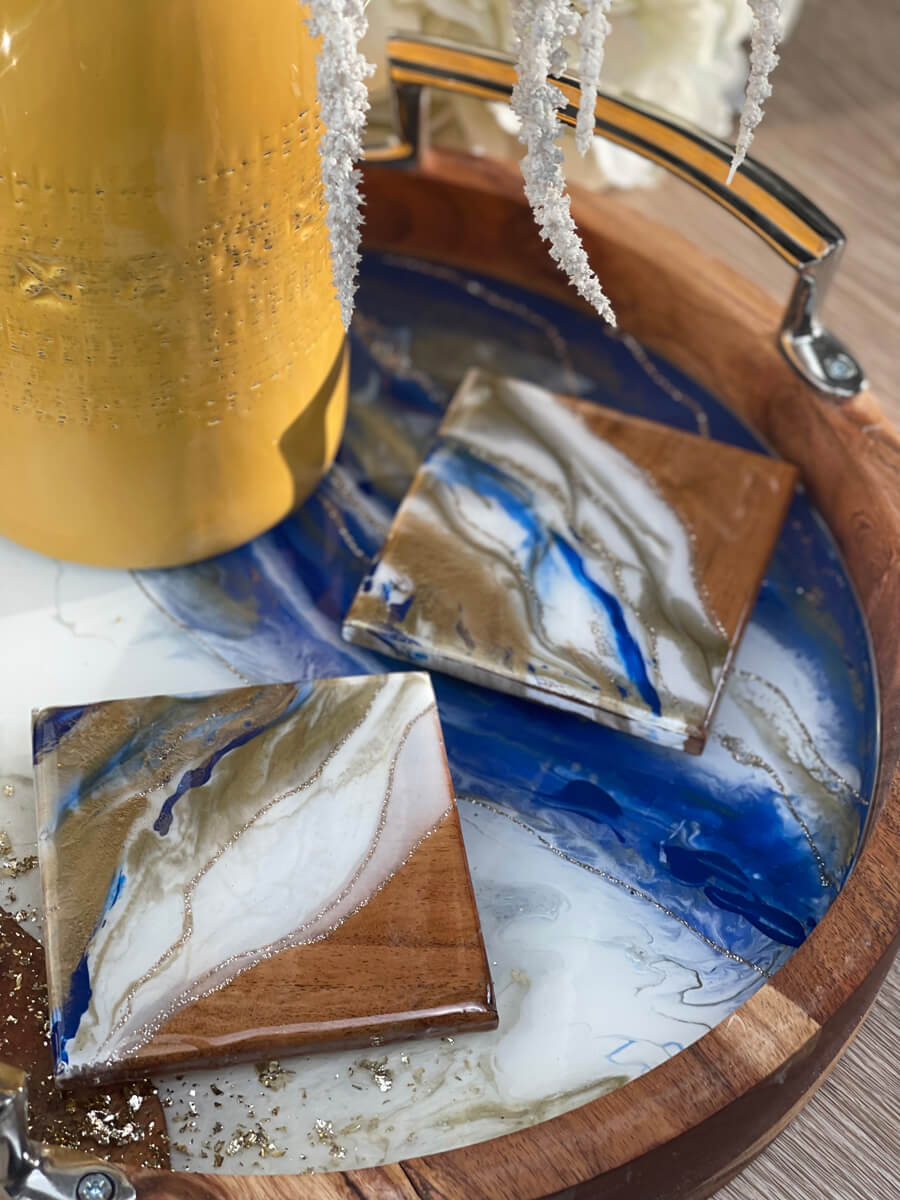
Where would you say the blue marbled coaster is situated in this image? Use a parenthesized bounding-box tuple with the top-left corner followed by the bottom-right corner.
(33, 672, 493, 1084)
(343, 370, 795, 752)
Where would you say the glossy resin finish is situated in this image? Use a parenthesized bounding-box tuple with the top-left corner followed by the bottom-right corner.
(344, 370, 795, 751)
(32, 672, 495, 1085)
(0, 253, 877, 1172)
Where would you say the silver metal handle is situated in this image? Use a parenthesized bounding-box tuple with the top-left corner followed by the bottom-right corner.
(0, 1064, 135, 1200)
(366, 35, 865, 400)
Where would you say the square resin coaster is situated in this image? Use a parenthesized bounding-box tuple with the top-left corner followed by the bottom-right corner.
(344, 371, 797, 753)
(33, 672, 496, 1086)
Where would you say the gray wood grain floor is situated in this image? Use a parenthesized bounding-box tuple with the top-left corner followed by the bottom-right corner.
(716, 959, 900, 1199)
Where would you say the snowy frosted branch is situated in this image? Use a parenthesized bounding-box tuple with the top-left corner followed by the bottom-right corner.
(576, 0, 612, 156)
(728, 0, 781, 184)
(305, 0, 374, 329)
(511, 0, 617, 325)
(306, 0, 784, 327)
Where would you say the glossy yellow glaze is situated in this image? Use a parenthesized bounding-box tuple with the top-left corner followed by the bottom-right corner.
(0, 0, 346, 566)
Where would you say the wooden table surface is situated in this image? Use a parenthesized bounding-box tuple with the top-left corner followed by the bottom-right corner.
(623, 0, 899, 1195)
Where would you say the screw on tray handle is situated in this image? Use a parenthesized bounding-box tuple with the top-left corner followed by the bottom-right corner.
(0, 1063, 135, 1200)
(365, 34, 866, 401)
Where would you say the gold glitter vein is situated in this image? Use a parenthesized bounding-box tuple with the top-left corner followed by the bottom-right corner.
(320, 492, 367, 559)
(735, 670, 866, 804)
(377, 255, 579, 392)
(618, 332, 711, 439)
(716, 732, 837, 890)
(460, 795, 771, 977)
(129, 572, 251, 683)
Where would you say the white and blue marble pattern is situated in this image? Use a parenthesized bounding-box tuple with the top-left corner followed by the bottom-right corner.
(344, 370, 736, 748)
(32, 672, 452, 1081)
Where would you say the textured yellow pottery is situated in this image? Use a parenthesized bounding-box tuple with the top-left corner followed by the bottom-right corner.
(0, 0, 347, 567)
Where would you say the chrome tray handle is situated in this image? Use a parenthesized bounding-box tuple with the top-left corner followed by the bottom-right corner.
(366, 35, 866, 401)
(0, 1064, 135, 1200)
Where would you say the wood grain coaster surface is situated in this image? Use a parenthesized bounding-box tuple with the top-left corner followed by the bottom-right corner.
(129, 807, 496, 1076)
(567, 396, 798, 649)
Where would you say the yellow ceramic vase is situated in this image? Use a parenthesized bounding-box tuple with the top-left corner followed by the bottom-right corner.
(0, 0, 347, 567)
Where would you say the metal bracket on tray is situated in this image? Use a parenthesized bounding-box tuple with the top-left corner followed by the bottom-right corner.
(0, 1063, 135, 1200)
(366, 35, 866, 401)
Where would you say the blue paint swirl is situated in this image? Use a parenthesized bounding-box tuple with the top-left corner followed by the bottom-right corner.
(424, 444, 661, 713)
(153, 683, 311, 835)
(153, 726, 260, 835)
(549, 530, 661, 715)
(51, 953, 90, 1070)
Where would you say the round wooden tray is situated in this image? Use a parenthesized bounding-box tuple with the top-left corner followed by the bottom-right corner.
(112, 146, 900, 1200)
(3, 35, 898, 1196)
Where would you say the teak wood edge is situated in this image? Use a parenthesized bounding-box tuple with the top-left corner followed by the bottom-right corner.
(130, 151, 900, 1200)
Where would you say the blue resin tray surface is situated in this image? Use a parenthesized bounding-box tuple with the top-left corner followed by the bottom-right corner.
(0, 252, 877, 1173)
